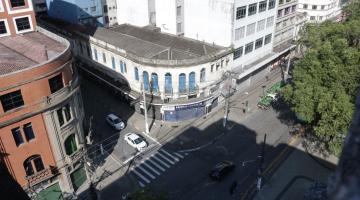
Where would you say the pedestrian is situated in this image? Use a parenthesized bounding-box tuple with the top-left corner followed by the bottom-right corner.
(229, 180, 238, 195)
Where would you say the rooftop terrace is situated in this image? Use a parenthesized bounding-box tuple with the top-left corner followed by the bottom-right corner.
(0, 31, 66, 76)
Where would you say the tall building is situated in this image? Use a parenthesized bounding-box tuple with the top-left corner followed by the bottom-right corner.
(0, 0, 86, 198)
(297, 0, 342, 23)
(102, 0, 118, 27)
(273, 0, 298, 52)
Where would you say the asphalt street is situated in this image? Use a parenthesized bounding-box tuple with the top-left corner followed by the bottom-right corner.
(80, 72, 292, 200)
(80, 75, 158, 165)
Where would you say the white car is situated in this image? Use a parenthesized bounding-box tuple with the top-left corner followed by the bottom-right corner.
(106, 114, 125, 130)
(124, 133, 148, 151)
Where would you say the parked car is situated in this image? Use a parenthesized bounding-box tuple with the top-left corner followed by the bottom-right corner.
(106, 114, 125, 130)
(124, 133, 148, 151)
(209, 161, 235, 181)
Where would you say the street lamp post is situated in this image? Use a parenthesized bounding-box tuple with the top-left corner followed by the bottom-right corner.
(142, 80, 150, 134)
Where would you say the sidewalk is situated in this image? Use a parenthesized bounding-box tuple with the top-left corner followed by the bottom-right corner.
(129, 68, 285, 150)
(253, 141, 337, 200)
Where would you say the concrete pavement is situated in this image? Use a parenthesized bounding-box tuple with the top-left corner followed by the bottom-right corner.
(252, 140, 337, 200)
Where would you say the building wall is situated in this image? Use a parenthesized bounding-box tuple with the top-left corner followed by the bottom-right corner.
(116, 0, 149, 26)
(84, 40, 232, 99)
(273, 0, 298, 48)
(182, 0, 234, 46)
(233, 0, 277, 68)
(0, 0, 36, 37)
(103, 0, 117, 27)
(0, 114, 56, 187)
(0, 27, 86, 194)
(46, 0, 104, 26)
(155, 0, 176, 35)
(297, 0, 341, 22)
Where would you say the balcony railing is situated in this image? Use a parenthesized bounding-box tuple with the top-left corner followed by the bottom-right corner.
(66, 146, 84, 163)
(25, 167, 57, 186)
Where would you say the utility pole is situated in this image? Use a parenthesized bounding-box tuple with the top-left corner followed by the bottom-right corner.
(257, 134, 267, 190)
(223, 72, 232, 128)
(142, 80, 150, 134)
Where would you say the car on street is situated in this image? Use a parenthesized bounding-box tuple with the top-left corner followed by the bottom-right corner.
(106, 114, 125, 130)
(209, 161, 235, 181)
(124, 133, 148, 151)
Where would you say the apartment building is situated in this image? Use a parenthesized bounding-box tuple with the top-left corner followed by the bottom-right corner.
(297, 0, 342, 22)
(0, 0, 86, 198)
(102, 0, 117, 27)
(273, 0, 298, 51)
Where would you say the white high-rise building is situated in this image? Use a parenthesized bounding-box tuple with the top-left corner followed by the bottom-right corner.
(297, 0, 342, 23)
(116, 0, 281, 79)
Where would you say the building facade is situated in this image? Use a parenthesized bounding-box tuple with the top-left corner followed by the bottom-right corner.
(297, 0, 342, 23)
(46, 0, 106, 26)
(73, 24, 233, 121)
(0, 1, 86, 197)
(273, 0, 298, 51)
(102, 0, 117, 27)
(0, 0, 36, 37)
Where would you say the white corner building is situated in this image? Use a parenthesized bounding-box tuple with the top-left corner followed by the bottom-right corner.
(297, 0, 342, 23)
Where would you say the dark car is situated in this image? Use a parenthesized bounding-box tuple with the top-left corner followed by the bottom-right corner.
(209, 161, 235, 181)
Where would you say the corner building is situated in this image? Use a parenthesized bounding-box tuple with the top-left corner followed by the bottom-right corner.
(75, 24, 233, 122)
(0, 0, 86, 197)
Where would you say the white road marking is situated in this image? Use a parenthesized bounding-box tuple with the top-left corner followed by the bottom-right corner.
(137, 165, 156, 179)
(123, 151, 141, 164)
(138, 181, 145, 188)
(142, 132, 161, 146)
(160, 149, 180, 162)
(147, 157, 166, 172)
(173, 152, 184, 159)
(141, 160, 161, 175)
(132, 168, 151, 183)
(152, 154, 171, 168)
(156, 152, 175, 165)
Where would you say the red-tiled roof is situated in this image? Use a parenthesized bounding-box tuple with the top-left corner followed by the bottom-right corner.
(0, 32, 66, 76)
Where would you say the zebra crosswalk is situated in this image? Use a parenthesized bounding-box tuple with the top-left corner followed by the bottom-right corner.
(130, 149, 189, 187)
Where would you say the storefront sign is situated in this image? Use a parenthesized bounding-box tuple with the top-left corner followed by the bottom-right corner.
(175, 102, 204, 111)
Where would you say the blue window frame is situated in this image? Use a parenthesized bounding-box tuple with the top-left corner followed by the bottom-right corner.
(120, 61, 124, 73)
(143, 71, 149, 92)
(151, 73, 159, 93)
(134, 67, 139, 81)
(111, 57, 115, 69)
(179, 73, 186, 93)
(189, 72, 196, 92)
(200, 68, 205, 82)
(94, 49, 98, 61)
(165, 73, 172, 94)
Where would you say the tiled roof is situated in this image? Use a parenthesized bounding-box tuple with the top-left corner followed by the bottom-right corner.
(0, 31, 66, 76)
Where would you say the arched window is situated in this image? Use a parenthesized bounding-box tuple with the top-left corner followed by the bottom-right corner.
(164, 73, 172, 94)
(189, 72, 196, 93)
(93, 48, 98, 61)
(151, 73, 159, 93)
(64, 134, 78, 156)
(200, 68, 206, 82)
(179, 73, 186, 93)
(143, 71, 149, 92)
(134, 67, 139, 81)
(120, 61, 124, 73)
(23, 155, 45, 176)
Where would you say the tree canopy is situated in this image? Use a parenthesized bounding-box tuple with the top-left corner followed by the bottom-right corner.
(283, 0, 360, 155)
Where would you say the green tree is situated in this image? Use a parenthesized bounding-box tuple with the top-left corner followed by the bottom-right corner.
(283, 0, 360, 155)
